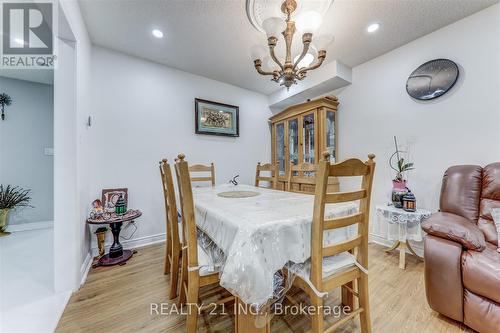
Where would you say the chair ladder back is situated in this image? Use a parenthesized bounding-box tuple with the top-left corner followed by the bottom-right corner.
(325, 190, 367, 203)
(159, 159, 181, 250)
(255, 162, 278, 189)
(357, 155, 376, 268)
(310, 158, 329, 287)
(175, 154, 200, 270)
(189, 163, 215, 186)
(323, 235, 363, 257)
(323, 212, 365, 230)
(310, 152, 376, 286)
(328, 158, 371, 177)
(287, 162, 317, 193)
(159, 160, 171, 257)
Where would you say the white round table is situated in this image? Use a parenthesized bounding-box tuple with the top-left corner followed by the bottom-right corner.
(376, 205, 431, 269)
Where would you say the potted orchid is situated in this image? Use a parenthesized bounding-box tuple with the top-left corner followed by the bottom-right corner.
(389, 137, 415, 207)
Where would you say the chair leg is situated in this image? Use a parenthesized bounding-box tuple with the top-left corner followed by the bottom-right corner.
(164, 246, 171, 276)
(186, 271, 200, 333)
(310, 294, 324, 333)
(164, 232, 171, 275)
(178, 250, 188, 307)
(164, 256, 170, 275)
(169, 250, 180, 299)
(358, 274, 372, 333)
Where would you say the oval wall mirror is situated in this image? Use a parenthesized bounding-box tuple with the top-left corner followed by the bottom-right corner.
(406, 59, 459, 100)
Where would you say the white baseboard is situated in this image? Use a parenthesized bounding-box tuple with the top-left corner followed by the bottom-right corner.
(91, 232, 166, 257)
(79, 251, 92, 287)
(6, 220, 53, 232)
(49, 291, 72, 333)
(369, 232, 424, 256)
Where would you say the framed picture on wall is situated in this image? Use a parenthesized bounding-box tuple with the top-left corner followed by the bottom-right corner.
(101, 188, 128, 209)
(195, 98, 239, 137)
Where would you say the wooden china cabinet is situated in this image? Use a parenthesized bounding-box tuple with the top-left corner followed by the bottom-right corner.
(270, 96, 339, 192)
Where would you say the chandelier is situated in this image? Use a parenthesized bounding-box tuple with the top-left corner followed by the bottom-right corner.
(251, 0, 333, 90)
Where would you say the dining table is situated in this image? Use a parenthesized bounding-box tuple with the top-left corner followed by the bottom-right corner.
(192, 184, 358, 332)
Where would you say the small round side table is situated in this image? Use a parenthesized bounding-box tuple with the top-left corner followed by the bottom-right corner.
(86, 209, 142, 267)
(376, 205, 431, 269)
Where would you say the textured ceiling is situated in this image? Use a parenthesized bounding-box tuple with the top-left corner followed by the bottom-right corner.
(78, 0, 499, 95)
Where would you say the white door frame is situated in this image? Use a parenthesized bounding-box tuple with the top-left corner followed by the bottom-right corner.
(53, 2, 78, 293)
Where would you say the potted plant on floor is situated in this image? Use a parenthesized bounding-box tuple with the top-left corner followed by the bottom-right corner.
(0, 185, 32, 236)
(0, 92, 12, 121)
(389, 137, 415, 208)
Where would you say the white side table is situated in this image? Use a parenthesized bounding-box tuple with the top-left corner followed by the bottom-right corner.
(376, 205, 431, 269)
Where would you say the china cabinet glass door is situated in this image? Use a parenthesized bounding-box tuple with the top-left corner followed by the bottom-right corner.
(276, 122, 286, 176)
(302, 113, 315, 164)
(288, 119, 299, 172)
(326, 110, 335, 162)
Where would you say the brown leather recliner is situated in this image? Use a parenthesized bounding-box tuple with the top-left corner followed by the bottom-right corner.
(422, 163, 500, 332)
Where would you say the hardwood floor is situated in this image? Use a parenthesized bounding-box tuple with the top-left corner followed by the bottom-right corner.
(57, 243, 473, 333)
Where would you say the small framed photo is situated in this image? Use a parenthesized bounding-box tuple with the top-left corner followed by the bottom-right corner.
(195, 98, 239, 137)
(101, 188, 128, 209)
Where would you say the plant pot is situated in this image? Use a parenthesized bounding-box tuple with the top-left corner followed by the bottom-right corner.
(391, 181, 408, 208)
(0, 208, 11, 236)
(392, 180, 407, 190)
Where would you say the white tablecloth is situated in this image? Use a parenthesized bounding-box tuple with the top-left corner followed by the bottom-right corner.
(376, 205, 431, 242)
(193, 184, 358, 306)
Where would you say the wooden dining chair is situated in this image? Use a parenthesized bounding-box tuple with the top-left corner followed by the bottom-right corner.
(255, 162, 278, 189)
(287, 162, 317, 193)
(290, 152, 375, 333)
(188, 163, 215, 186)
(175, 154, 233, 332)
(159, 159, 182, 300)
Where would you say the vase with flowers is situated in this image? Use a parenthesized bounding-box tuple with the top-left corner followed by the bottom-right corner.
(0, 185, 32, 236)
(389, 137, 415, 208)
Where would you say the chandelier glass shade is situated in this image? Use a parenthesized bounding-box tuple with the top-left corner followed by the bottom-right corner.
(251, 0, 333, 90)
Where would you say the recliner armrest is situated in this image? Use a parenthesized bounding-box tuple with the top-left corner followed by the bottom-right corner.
(421, 212, 486, 251)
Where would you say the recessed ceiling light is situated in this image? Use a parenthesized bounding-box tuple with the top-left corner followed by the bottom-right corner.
(152, 29, 164, 38)
(366, 23, 380, 33)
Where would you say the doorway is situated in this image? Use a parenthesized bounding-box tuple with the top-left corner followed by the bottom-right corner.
(0, 3, 79, 332)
